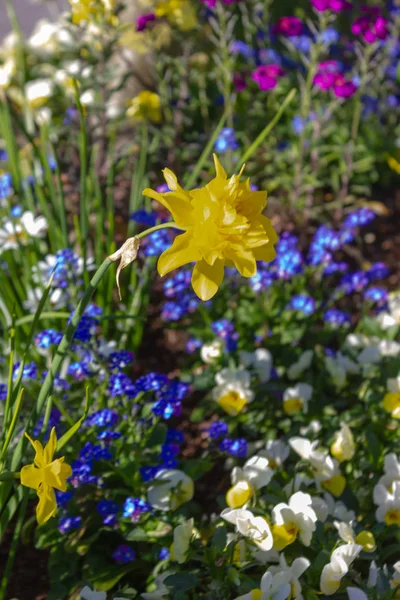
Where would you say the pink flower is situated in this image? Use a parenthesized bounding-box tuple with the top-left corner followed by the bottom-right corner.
(317, 60, 341, 73)
(252, 65, 284, 91)
(233, 72, 247, 92)
(136, 12, 156, 31)
(351, 7, 389, 43)
(274, 16, 304, 37)
(313, 72, 337, 90)
(310, 0, 351, 11)
(333, 75, 357, 98)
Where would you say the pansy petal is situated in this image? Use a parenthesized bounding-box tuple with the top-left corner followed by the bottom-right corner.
(191, 258, 224, 301)
(157, 230, 201, 277)
(20, 464, 41, 490)
(36, 485, 57, 525)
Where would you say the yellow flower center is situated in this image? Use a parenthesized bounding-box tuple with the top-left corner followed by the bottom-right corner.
(170, 479, 194, 510)
(355, 530, 376, 552)
(321, 475, 346, 497)
(272, 522, 298, 551)
(385, 509, 400, 526)
(226, 481, 253, 509)
(283, 397, 303, 415)
(217, 391, 247, 416)
(383, 393, 400, 418)
(250, 590, 263, 600)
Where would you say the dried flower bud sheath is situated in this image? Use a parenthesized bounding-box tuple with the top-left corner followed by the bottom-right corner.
(108, 237, 141, 300)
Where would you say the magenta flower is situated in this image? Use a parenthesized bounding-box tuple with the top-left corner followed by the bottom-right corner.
(233, 72, 247, 92)
(333, 76, 357, 98)
(136, 12, 156, 31)
(351, 7, 389, 43)
(274, 16, 304, 37)
(317, 60, 342, 73)
(252, 64, 284, 91)
(310, 0, 351, 11)
(313, 72, 338, 90)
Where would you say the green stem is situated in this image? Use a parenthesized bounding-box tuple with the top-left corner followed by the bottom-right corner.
(0, 492, 28, 600)
(136, 222, 185, 239)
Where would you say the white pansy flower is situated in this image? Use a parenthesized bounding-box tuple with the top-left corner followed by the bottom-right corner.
(391, 561, 400, 591)
(147, 469, 194, 511)
(377, 291, 400, 329)
(239, 348, 273, 383)
(290, 438, 345, 497)
(226, 455, 273, 508)
(0, 59, 15, 88)
(378, 452, 400, 490)
(200, 339, 223, 363)
(334, 521, 376, 552)
(25, 79, 54, 109)
(221, 508, 273, 551)
(80, 587, 106, 600)
(271, 491, 317, 550)
(141, 572, 172, 600)
(325, 352, 359, 389)
(261, 440, 290, 469)
(347, 587, 368, 600)
(172, 518, 193, 564)
(287, 350, 313, 380)
(289, 437, 327, 470)
(330, 423, 355, 463)
(234, 570, 291, 600)
(0, 212, 48, 253)
(213, 367, 254, 416)
(320, 544, 362, 595)
(267, 554, 310, 600)
(80, 89, 96, 106)
(29, 20, 73, 54)
(311, 495, 329, 522)
(374, 481, 400, 526)
(283, 383, 312, 415)
(299, 419, 322, 436)
(324, 493, 355, 523)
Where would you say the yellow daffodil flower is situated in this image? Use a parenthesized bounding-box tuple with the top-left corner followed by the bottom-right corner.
(127, 91, 162, 123)
(20, 427, 72, 525)
(383, 392, 400, 419)
(143, 155, 278, 301)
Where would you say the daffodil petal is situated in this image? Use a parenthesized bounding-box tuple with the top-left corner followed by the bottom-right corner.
(191, 258, 224, 300)
(213, 154, 227, 179)
(142, 187, 193, 227)
(158, 230, 201, 277)
(225, 247, 256, 278)
(43, 427, 57, 465)
(43, 459, 72, 491)
(20, 464, 41, 490)
(24, 433, 45, 469)
(36, 485, 57, 525)
(253, 244, 277, 262)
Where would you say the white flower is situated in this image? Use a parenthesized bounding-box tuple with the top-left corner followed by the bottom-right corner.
(378, 452, 400, 489)
(374, 481, 400, 525)
(272, 492, 317, 549)
(347, 587, 368, 600)
(299, 419, 322, 436)
(289, 438, 345, 497)
(334, 520, 355, 544)
(80, 587, 106, 600)
(261, 440, 290, 469)
(358, 346, 381, 365)
(221, 508, 273, 551)
(200, 339, 223, 363)
(141, 572, 171, 600)
(330, 423, 355, 463)
(283, 383, 312, 415)
(287, 350, 313, 380)
(0, 59, 15, 88)
(234, 570, 291, 600)
(226, 455, 273, 508)
(267, 554, 311, 600)
(239, 348, 273, 383)
(213, 368, 254, 416)
(147, 469, 194, 511)
(81, 89, 96, 106)
(21, 211, 48, 237)
(377, 291, 400, 329)
(25, 79, 54, 109)
(391, 561, 400, 591)
(0, 212, 47, 253)
(323, 493, 355, 523)
(325, 352, 359, 389)
(311, 496, 329, 522)
(172, 518, 193, 564)
(289, 437, 327, 470)
(29, 20, 73, 54)
(24, 287, 66, 312)
(320, 544, 362, 595)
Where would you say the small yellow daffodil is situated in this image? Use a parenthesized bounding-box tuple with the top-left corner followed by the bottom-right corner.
(127, 91, 162, 123)
(20, 427, 72, 525)
(143, 155, 278, 301)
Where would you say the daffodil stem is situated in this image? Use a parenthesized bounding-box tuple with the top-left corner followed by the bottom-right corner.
(136, 222, 186, 239)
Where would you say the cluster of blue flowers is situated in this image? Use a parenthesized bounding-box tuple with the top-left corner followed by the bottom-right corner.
(214, 128, 239, 153)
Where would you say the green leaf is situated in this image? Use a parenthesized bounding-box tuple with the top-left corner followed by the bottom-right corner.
(164, 573, 198, 592)
(211, 525, 227, 553)
(147, 423, 167, 447)
(56, 386, 91, 452)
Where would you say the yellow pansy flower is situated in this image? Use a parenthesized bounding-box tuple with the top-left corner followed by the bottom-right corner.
(20, 427, 72, 525)
(355, 530, 376, 552)
(218, 390, 248, 416)
(143, 155, 278, 301)
(330, 423, 355, 463)
(383, 392, 400, 419)
(127, 91, 162, 123)
(322, 474, 346, 497)
(69, 0, 116, 25)
(271, 522, 298, 551)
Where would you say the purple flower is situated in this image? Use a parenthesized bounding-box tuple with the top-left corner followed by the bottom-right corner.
(252, 65, 284, 91)
(352, 7, 389, 44)
(364, 286, 388, 306)
(219, 437, 248, 457)
(112, 544, 136, 565)
(323, 309, 351, 326)
(310, 0, 351, 11)
(333, 76, 357, 99)
(58, 516, 82, 534)
(274, 16, 304, 37)
(136, 12, 156, 31)
(288, 294, 316, 315)
(208, 421, 229, 440)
